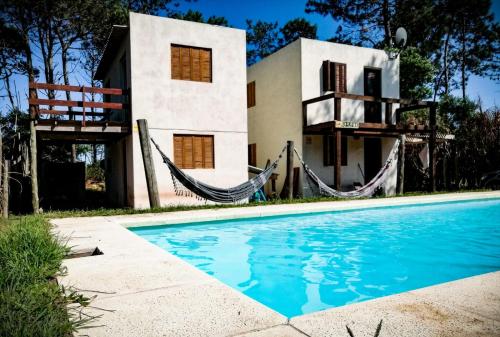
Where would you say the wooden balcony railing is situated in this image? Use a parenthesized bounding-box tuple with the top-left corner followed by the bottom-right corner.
(302, 91, 437, 129)
(28, 82, 128, 127)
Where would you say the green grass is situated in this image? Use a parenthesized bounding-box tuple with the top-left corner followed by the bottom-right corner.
(42, 189, 491, 219)
(0, 216, 92, 337)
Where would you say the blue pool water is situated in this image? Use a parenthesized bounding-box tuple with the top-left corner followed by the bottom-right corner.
(130, 199, 500, 317)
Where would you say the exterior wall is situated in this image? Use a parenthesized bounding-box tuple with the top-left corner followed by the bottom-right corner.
(103, 33, 134, 207)
(247, 40, 303, 196)
(129, 13, 248, 208)
(300, 38, 400, 125)
(249, 38, 400, 197)
(300, 39, 400, 196)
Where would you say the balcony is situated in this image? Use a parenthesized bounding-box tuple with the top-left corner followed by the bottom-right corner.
(28, 82, 130, 143)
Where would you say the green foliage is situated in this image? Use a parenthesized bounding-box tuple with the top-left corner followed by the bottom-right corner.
(170, 9, 229, 26)
(400, 47, 435, 100)
(438, 95, 478, 130)
(246, 19, 280, 65)
(0, 216, 92, 336)
(279, 18, 317, 46)
(86, 162, 105, 182)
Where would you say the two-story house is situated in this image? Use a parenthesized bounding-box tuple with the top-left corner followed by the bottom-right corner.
(95, 12, 248, 208)
(247, 38, 402, 196)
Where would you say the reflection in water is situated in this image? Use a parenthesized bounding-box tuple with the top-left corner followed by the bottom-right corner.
(132, 199, 500, 317)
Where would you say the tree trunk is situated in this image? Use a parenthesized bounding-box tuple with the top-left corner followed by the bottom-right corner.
(25, 36, 40, 214)
(382, 0, 392, 46)
(443, 30, 451, 96)
(461, 18, 466, 100)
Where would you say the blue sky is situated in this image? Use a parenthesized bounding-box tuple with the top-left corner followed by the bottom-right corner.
(175, 0, 499, 108)
(3, 0, 499, 111)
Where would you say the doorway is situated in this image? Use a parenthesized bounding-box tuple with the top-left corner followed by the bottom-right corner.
(364, 68, 382, 123)
(364, 138, 382, 183)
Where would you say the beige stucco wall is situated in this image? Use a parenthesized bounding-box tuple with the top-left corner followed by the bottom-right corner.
(129, 13, 248, 208)
(247, 40, 303, 196)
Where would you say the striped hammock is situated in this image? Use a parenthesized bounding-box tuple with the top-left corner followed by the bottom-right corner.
(151, 138, 286, 203)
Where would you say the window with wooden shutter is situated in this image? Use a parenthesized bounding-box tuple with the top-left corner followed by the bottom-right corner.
(323, 135, 348, 166)
(173, 135, 214, 169)
(171, 44, 212, 83)
(247, 81, 256, 108)
(248, 143, 256, 166)
(322, 61, 346, 93)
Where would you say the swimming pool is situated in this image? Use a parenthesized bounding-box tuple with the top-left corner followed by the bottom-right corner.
(130, 198, 500, 317)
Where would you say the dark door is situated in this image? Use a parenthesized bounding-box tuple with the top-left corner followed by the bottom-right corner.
(364, 138, 382, 183)
(364, 68, 382, 123)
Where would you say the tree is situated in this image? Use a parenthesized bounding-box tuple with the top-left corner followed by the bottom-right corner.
(305, 0, 395, 47)
(400, 47, 435, 100)
(279, 18, 317, 47)
(246, 20, 279, 65)
(169, 9, 229, 26)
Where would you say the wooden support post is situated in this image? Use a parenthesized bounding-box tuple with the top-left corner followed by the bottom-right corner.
(397, 134, 406, 195)
(334, 130, 341, 190)
(385, 102, 393, 125)
(29, 121, 39, 214)
(286, 140, 294, 200)
(137, 119, 160, 208)
(2, 160, 9, 219)
(334, 97, 342, 191)
(429, 105, 437, 192)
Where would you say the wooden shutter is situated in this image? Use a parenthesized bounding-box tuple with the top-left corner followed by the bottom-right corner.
(200, 49, 211, 82)
(203, 136, 214, 168)
(173, 135, 214, 169)
(248, 143, 256, 166)
(180, 47, 191, 80)
(335, 63, 347, 93)
(322, 60, 333, 91)
(247, 81, 256, 108)
(173, 135, 184, 167)
(190, 48, 201, 82)
(193, 136, 204, 168)
(171, 46, 181, 80)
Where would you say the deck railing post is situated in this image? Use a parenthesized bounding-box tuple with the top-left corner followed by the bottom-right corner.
(81, 87, 86, 127)
(137, 119, 160, 208)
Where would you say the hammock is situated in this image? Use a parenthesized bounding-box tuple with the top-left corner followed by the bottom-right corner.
(151, 138, 286, 203)
(296, 139, 400, 198)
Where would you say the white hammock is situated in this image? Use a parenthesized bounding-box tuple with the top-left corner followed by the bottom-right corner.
(296, 139, 400, 198)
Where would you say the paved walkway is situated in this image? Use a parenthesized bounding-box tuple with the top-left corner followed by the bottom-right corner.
(54, 192, 500, 337)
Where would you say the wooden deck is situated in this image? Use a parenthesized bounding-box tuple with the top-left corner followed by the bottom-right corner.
(302, 91, 439, 191)
(29, 82, 130, 143)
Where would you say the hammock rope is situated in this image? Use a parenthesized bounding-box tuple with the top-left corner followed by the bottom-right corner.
(151, 138, 286, 203)
(295, 139, 400, 198)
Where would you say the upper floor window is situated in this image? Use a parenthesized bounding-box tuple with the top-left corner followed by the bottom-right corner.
(322, 61, 346, 93)
(247, 81, 256, 108)
(171, 44, 212, 82)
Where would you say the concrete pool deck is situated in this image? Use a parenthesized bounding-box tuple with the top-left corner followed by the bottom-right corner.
(53, 191, 500, 337)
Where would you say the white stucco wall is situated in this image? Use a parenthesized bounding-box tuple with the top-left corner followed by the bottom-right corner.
(128, 13, 248, 208)
(300, 38, 400, 125)
(248, 38, 400, 197)
(247, 40, 303, 196)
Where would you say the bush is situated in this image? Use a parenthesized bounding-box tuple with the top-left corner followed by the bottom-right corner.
(0, 216, 92, 337)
